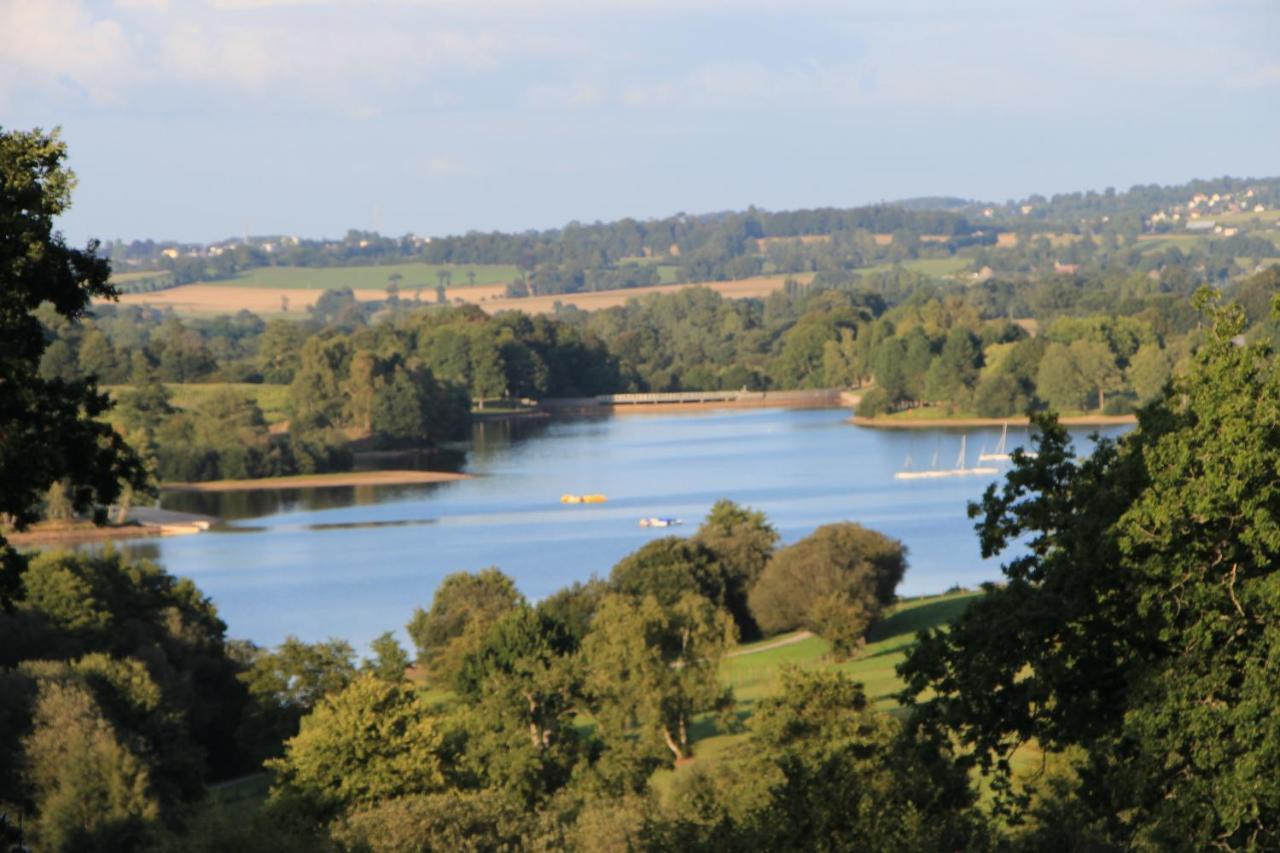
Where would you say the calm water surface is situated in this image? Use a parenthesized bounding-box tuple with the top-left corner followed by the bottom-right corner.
(122, 408, 1124, 652)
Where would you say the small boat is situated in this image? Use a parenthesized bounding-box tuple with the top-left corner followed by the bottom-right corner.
(895, 435, 999, 480)
(561, 494, 607, 504)
(978, 424, 1037, 462)
(639, 517, 682, 528)
(978, 424, 1011, 462)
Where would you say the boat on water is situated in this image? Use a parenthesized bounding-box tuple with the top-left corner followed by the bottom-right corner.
(978, 424, 1012, 462)
(561, 494, 607, 504)
(639, 517, 682, 528)
(894, 435, 999, 480)
(978, 423, 1038, 462)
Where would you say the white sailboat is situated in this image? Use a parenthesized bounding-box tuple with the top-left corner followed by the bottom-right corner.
(895, 435, 998, 480)
(978, 423, 1038, 462)
(978, 424, 1011, 462)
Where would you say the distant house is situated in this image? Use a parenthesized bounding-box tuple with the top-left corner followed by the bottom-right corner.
(161, 248, 180, 259)
(1053, 261, 1080, 275)
(1186, 220, 1216, 232)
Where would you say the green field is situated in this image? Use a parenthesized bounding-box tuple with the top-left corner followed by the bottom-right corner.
(855, 257, 972, 278)
(104, 383, 291, 425)
(204, 263, 517, 291)
(111, 270, 174, 284)
(652, 592, 979, 792)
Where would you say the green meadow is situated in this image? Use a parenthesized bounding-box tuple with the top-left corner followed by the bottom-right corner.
(104, 383, 292, 425)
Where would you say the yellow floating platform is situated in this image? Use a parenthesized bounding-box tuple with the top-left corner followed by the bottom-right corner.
(561, 494, 607, 504)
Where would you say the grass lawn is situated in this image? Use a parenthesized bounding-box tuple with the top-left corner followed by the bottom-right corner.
(206, 262, 517, 291)
(103, 383, 291, 425)
(653, 592, 980, 793)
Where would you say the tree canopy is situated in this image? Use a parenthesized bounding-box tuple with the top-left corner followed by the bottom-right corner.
(900, 297, 1280, 847)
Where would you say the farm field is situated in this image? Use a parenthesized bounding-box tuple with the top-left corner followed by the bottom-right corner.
(470, 273, 815, 314)
(199, 262, 517, 290)
(109, 252, 977, 318)
(112, 283, 511, 316)
(112, 274, 812, 317)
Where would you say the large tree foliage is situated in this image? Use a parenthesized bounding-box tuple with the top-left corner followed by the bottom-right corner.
(0, 127, 145, 603)
(583, 593, 735, 763)
(663, 668, 986, 852)
(693, 499, 778, 640)
(749, 522, 907, 657)
(406, 568, 525, 683)
(900, 299, 1280, 847)
(268, 676, 447, 819)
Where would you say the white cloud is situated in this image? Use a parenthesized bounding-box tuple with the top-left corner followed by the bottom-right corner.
(0, 0, 139, 106)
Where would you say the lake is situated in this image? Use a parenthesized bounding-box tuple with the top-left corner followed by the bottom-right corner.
(121, 408, 1125, 653)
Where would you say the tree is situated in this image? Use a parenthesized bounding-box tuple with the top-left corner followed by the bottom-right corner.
(258, 320, 307, 384)
(583, 593, 735, 763)
(453, 605, 582, 801)
(1034, 341, 1090, 411)
(1127, 342, 1172, 404)
(406, 568, 524, 683)
(363, 632, 410, 683)
(289, 336, 351, 430)
(664, 668, 985, 851)
(240, 636, 358, 715)
(693, 499, 779, 640)
(1068, 338, 1122, 411)
(76, 328, 118, 382)
(748, 522, 906, 658)
(334, 791, 531, 852)
(268, 676, 446, 818)
(609, 537, 725, 611)
(924, 327, 983, 405)
(900, 300, 1280, 847)
(0, 127, 145, 605)
(23, 681, 160, 851)
(342, 350, 378, 434)
(371, 367, 424, 440)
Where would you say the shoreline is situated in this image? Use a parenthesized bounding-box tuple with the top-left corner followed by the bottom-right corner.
(849, 414, 1137, 429)
(162, 469, 471, 493)
(10, 507, 217, 547)
(543, 389, 860, 416)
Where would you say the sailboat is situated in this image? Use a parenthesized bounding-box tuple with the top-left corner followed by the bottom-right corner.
(978, 423, 1038, 462)
(978, 424, 1011, 462)
(895, 435, 998, 480)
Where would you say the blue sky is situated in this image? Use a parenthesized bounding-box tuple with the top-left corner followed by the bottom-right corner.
(2, 0, 1277, 244)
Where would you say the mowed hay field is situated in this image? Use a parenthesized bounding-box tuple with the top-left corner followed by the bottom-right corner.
(112, 273, 814, 317)
(112, 262, 519, 291)
(474, 273, 815, 314)
(113, 283, 510, 316)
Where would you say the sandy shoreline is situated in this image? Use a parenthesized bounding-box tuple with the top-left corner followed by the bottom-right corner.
(162, 469, 470, 492)
(849, 414, 1137, 429)
(10, 508, 218, 546)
